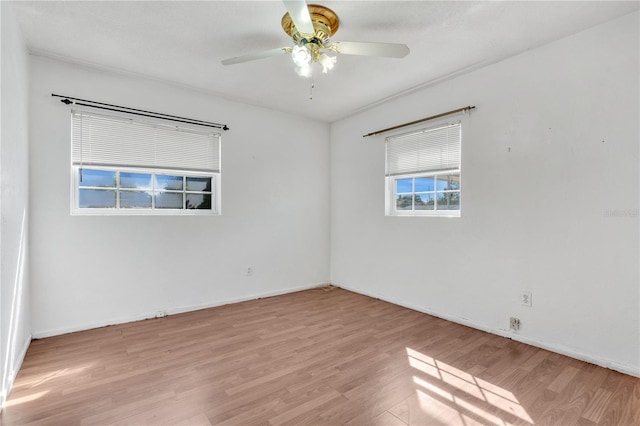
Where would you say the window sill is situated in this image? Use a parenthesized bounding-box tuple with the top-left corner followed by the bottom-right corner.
(71, 209, 219, 216)
(387, 211, 461, 218)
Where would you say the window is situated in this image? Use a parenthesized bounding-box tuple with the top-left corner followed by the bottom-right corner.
(76, 168, 213, 210)
(385, 123, 461, 216)
(71, 110, 220, 215)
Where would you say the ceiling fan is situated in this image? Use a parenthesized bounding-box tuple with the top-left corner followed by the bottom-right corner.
(221, 0, 410, 78)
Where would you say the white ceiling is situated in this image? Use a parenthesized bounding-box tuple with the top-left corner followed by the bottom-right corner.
(10, 0, 640, 122)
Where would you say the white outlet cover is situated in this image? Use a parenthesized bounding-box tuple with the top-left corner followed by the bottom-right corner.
(521, 291, 532, 307)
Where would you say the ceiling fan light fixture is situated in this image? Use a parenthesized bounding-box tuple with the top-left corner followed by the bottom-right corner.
(221, 2, 409, 87)
(292, 42, 334, 77)
(318, 52, 336, 73)
(292, 45, 312, 67)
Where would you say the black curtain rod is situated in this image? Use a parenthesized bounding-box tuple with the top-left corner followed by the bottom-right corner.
(51, 94, 229, 131)
(362, 105, 475, 138)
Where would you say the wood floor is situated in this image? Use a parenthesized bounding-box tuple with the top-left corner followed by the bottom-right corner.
(2, 287, 639, 425)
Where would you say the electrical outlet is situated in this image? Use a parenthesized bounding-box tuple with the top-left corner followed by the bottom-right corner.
(244, 266, 253, 276)
(510, 317, 520, 331)
(521, 291, 532, 307)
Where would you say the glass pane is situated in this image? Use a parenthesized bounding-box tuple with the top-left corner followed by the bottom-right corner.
(414, 177, 435, 192)
(415, 193, 435, 210)
(395, 178, 413, 194)
(396, 194, 413, 210)
(436, 174, 460, 191)
(120, 191, 152, 208)
(186, 177, 211, 192)
(186, 193, 211, 209)
(155, 175, 183, 191)
(121, 172, 152, 189)
(79, 169, 116, 188)
(437, 191, 460, 210)
(79, 189, 116, 208)
(156, 192, 183, 209)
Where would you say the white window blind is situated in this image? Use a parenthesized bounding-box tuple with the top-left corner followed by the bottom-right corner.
(71, 110, 220, 172)
(385, 123, 461, 176)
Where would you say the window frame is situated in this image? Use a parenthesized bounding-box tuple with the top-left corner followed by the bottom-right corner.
(71, 165, 220, 216)
(387, 169, 461, 217)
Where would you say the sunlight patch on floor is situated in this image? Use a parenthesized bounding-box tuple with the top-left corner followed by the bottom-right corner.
(416, 388, 465, 424)
(16, 364, 94, 390)
(3, 391, 49, 408)
(407, 347, 534, 425)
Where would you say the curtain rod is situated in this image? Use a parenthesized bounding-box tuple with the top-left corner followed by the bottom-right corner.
(51, 94, 229, 131)
(362, 105, 475, 138)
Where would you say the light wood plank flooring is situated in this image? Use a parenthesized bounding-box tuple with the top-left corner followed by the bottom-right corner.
(2, 287, 639, 425)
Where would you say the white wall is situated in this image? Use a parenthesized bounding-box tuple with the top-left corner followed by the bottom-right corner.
(331, 11, 639, 376)
(29, 57, 330, 337)
(18, 3, 640, 382)
(0, 2, 32, 405)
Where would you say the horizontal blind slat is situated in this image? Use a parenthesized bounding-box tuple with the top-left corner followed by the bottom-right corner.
(386, 123, 461, 175)
(71, 110, 220, 172)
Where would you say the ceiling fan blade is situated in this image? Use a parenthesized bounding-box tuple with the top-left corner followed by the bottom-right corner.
(282, 0, 315, 35)
(330, 41, 410, 58)
(221, 47, 292, 66)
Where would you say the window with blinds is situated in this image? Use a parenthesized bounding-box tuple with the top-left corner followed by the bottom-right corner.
(385, 123, 461, 216)
(71, 110, 221, 215)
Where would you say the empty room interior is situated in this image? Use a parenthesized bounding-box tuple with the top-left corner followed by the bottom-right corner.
(1, 0, 639, 425)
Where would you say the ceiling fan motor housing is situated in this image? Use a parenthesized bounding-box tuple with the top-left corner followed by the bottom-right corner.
(281, 4, 339, 47)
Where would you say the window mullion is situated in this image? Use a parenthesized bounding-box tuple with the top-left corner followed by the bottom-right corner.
(434, 175, 438, 211)
(116, 171, 121, 209)
(411, 177, 416, 212)
(150, 173, 155, 209)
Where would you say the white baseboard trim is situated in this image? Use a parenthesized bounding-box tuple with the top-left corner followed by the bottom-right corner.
(164, 282, 328, 317)
(30, 281, 640, 378)
(1, 334, 32, 410)
(335, 283, 640, 378)
(32, 282, 328, 339)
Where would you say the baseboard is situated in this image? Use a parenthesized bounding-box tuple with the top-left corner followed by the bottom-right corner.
(32, 282, 328, 339)
(30, 281, 640, 378)
(334, 282, 640, 378)
(164, 282, 329, 317)
(0, 334, 32, 410)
